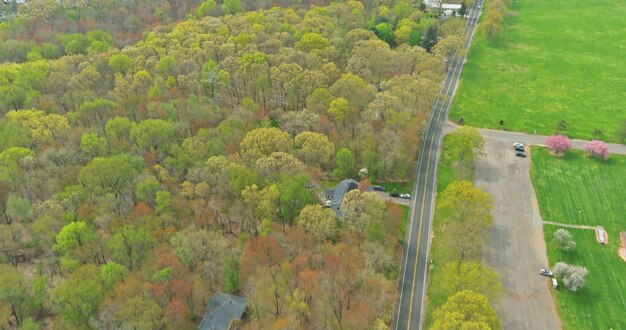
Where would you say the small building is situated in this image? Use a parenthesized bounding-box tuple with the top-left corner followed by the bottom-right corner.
(322, 179, 359, 216)
(198, 293, 247, 330)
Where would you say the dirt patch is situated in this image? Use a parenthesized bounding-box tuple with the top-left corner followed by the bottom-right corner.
(475, 137, 562, 329)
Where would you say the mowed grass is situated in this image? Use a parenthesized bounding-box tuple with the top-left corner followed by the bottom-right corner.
(531, 148, 626, 329)
(450, 0, 626, 141)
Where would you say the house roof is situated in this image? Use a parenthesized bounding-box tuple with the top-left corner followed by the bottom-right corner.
(198, 293, 247, 330)
(330, 179, 358, 207)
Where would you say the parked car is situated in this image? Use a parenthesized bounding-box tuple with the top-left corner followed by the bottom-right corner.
(514, 146, 525, 152)
(513, 142, 524, 148)
(390, 192, 400, 197)
(515, 151, 527, 158)
(400, 193, 411, 199)
(372, 185, 386, 192)
(539, 268, 553, 277)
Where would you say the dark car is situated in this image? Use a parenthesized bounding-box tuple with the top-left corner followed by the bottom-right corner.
(514, 146, 525, 152)
(390, 192, 400, 197)
(515, 151, 527, 158)
(372, 185, 386, 192)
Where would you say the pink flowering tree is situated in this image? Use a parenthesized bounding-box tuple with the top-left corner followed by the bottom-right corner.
(545, 135, 572, 155)
(585, 140, 610, 160)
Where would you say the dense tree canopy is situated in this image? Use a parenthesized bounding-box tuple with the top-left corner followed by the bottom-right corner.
(0, 0, 462, 327)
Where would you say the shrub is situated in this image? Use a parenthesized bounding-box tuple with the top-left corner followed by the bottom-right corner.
(545, 135, 572, 155)
(552, 262, 588, 292)
(585, 140, 610, 160)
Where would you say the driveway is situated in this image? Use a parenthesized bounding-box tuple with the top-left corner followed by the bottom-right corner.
(475, 137, 562, 329)
(373, 191, 411, 206)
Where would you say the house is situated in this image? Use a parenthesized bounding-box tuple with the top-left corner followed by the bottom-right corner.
(422, 0, 463, 16)
(322, 179, 359, 216)
(198, 293, 247, 330)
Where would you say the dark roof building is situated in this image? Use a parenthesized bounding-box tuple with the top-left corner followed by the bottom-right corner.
(198, 293, 247, 330)
(322, 179, 359, 216)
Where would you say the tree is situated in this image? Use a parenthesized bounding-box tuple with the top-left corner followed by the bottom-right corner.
(374, 23, 394, 46)
(294, 131, 335, 169)
(276, 174, 316, 228)
(432, 290, 500, 330)
(440, 181, 493, 263)
(53, 221, 98, 265)
(80, 132, 107, 158)
(441, 262, 502, 301)
(240, 127, 291, 161)
(130, 119, 176, 152)
(222, 0, 243, 15)
(108, 53, 133, 74)
(296, 33, 331, 52)
(79, 98, 117, 128)
(0, 264, 37, 325)
(446, 127, 485, 179)
(52, 264, 105, 327)
(341, 190, 387, 242)
(255, 152, 305, 180)
(170, 228, 228, 271)
(106, 225, 155, 270)
(79, 154, 143, 196)
(585, 140, 610, 160)
(195, 0, 217, 17)
(296, 204, 337, 241)
(99, 261, 128, 289)
(6, 110, 70, 145)
(552, 229, 576, 252)
(328, 97, 350, 123)
(333, 148, 355, 179)
(545, 135, 572, 155)
(422, 25, 438, 52)
(552, 262, 588, 292)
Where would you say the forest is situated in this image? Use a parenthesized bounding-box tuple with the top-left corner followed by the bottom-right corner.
(0, 0, 465, 328)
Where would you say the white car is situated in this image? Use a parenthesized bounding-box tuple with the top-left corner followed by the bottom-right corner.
(400, 193, 411, 199)
(513, 142, 524, 148)
(539, 268, 553, 277)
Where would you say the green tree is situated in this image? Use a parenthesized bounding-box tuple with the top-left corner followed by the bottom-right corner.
(552, 229, 576, 252)
(432, 290, 500, 330)
(328, 97, 350, 123)
(195, 0, 217, 17)
(294, 131, 335, 168)
(341, 189, 387, 242)
(52, 264, 105, 327)
(155, 190, 171, 214)
(79, 154, 144, 196)
(0, 264, 38, 326)
(108, 53, 133, 74)
(296, 204, 337, 241)
(222, 0, 243, 15)
(374, 22, 394, 46)
(333, 147, 356, 179)
(440, 181, 493, 264)
(107, 225, 155, 270)
(130, 119, 176, 152)
(80, 132, 107, 158)
(276, 174, 316, 227)
(441, 262, 502, 301)
(296, 33, 331, 51)
(53, 221, 98, 264)
(99, 262, 128, 289)
(135, 176, 160, 205)
(240, 127, 291, 161)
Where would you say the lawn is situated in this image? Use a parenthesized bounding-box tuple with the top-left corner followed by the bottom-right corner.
(531, 148, 626, 329)
(450, 0, 626, 141)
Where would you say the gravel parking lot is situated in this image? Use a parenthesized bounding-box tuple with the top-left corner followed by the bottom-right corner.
(475, 137, 562, 329)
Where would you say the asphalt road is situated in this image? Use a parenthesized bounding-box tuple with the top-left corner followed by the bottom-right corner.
(444, 122, 626, 155)
(394, 2, 484, 329)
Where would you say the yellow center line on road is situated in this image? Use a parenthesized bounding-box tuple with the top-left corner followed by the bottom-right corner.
(404, 51, 465, 329)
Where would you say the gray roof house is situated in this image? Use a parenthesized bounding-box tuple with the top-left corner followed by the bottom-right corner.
(322, 179, 359, 216)
(198, 293, 247, 330)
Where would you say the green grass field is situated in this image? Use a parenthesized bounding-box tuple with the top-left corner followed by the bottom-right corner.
(531, 148, 626, 329)
(450, 0, 626, 141)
